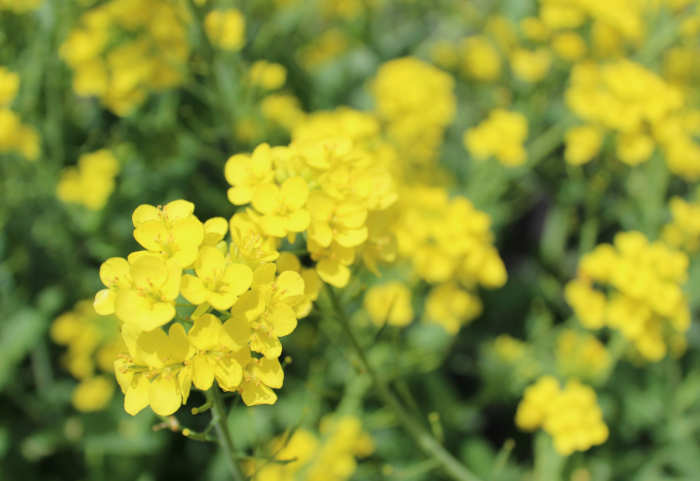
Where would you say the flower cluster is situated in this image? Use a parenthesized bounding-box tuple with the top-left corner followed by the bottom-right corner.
(94, 200, 312, 415)
(566, 231, 690, 361)
(0, 66, 39, 160)
(516, 376, 608, 455)
(246, 416, 374, 481)
(663, 196, 700, 253)
(56, 149, 119, 210)
(51, 301, 123, 412)
(555, 329, 611, 384)
(565, 60, 700, 178)
(370, 57, 455, 169)
(204, 8, 245, 51)
(363, 281, 413, 327)
(393, 187, 507, 333)
(225, 132, 397, 288)
(60, 0, 190, 116)
(464, 109, 529, 167)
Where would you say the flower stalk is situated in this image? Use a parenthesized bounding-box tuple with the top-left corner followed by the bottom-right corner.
(325, 286, 483, 481)
(207, 388, 246, 481)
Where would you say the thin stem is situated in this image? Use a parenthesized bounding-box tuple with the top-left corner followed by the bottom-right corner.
(207, 388, 246, 481)
(325, 287, 483, 481)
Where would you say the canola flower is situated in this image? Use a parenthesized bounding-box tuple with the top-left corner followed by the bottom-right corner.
(464, 109, 529, 167)
(370, 57, 455, 169)
(363, 281, 413, 327)
(663, 196, 700, 252)
(0, 66, 39, 160)
(204, 8, 246, 51)
(51, 301, 123, 412)
(57, 149, 120, 210)
(60, 0, 190, 116)
(516, 376, 609, 455)
(565, 59, 700, 179)
(94, 199, 310, 415)
(565, 231, 690, 361)
(246, 416, 374, 481)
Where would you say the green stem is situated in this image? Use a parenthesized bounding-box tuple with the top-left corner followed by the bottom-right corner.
(325, 287, 482, 481)
(207, 388, 246, 481)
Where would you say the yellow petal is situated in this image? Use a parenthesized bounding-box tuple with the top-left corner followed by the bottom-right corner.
(280, 176, 309, 210)
(222, 263, 253, 296)
(94, 288, 116, 315)
(130, 254, 168, 289)
(276, 270, 305, 298)
(133, 220, 168, 252)
(252, 183, 281, 214)
(163, 200, 195, 221)
(222, 317, 251, 351)
(270, 303, 297, 337)
(215, 358, 243, 390)
(251, 358, 283, 388)
(149, 375, 182, 416)
(192, 355, 216, 390)
(132, 204, 160, 226)
(181, 274, 207, 305)
(285, 209, 310, 233)
(240, 380, 277, 406)
(317, 258, 350, 287)
(250, 331, 282, 358)
(203, 217, 228, 245)
(99, 257, 130, 288)
(124, 374, 150, 415)
(189, 314, 223, 351)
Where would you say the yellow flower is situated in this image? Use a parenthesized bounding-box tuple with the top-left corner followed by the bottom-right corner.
(556, 329, 611, 383)
(111, 253, 181, 332)
(115, 324, 193, 416)
(465, 109, 528, 166)
(249, 176, 311, 238)
(459, 36, 501, 81)
(424, 282, 482, 334)
(616, 131, 654, 165)
(516, 376, 608, 455)
(72, 376, 115, 412)
(233, 263, 304, 358)
(205, 8, 245, 51)
(238, 356, 284, 406)
(363, 282, 413, 327)
(552, 32, 586, 61)
(0, 67, 19, 106)
(57, 149, 119, 210)
(225, 143, 275, 205)
(510, 48, 551, 83)
(229, 212, 281, 268)
(564, 125, 603, 165)
(248, 60, 286, 90)
(132, 200, 205, 267)
(181, 246, 253, 310)
(568, 232, 690, 361)
(187, 314, 248, 391)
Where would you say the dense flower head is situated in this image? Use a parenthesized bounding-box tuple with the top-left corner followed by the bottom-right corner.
(95, 200, 309, 415)
(516, 376, 609, 455)
(565, 59, 700, 177)
(57, 149, 119, 210)
(465, 109, 529, 167)
(459, 36, 502, 81)
(566, 231, 690, 361)
(510, 48, 552, 83)
(204, 8, 245, 51)
(662, 196, 700, 252)
(225, 130, 398, 287)
(370, 57, 456, 167)
(246, 415, 374, 481)
(59, 0, 190, 115)
(248, 60, 287, 90)
(51, 301, 123, 411)
(0, 66, 39, 160)
(363, 281, 413, 327)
